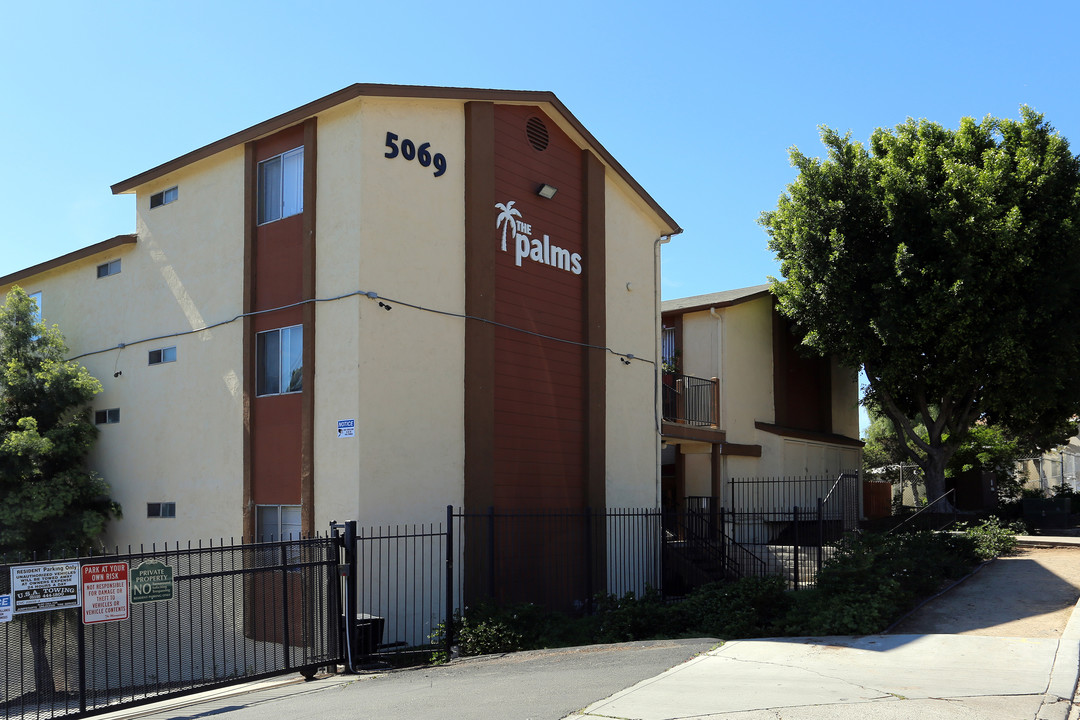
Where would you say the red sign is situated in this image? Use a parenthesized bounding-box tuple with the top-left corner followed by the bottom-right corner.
(81, 562, 129, 625)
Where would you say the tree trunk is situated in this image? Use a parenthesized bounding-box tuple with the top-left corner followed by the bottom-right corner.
(922, 447, 955, 514)
(26, 614, 56, 698)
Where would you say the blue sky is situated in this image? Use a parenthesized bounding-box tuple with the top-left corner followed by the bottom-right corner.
(4, 0, 1079, 433)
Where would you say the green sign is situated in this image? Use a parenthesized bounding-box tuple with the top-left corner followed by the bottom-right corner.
(130, 561, 174, 604)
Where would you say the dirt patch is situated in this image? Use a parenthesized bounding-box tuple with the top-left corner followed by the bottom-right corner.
(889, 546, 1080, 637)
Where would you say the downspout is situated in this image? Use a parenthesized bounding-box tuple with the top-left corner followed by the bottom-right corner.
(709, 307, 723, 430)
(654, 235, 672, 510)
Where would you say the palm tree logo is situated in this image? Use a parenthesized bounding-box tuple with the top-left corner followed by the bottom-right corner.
(495, 201, 522, 251)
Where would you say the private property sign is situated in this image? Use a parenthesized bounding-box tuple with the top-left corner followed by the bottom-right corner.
(81, 562, 129, 624)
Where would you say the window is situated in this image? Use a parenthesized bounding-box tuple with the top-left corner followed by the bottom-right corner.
(97, 259, 121, 278)
(256, 325, 302, 396)
(150, 186, 178, 209)
(147, 502, 176, 518)
(28, 292, 42, 323)
(661, 326, 677, 370)
(256, 505, 301, 542)
(257, 147, 303, 224)
(95, 408, 120, 424)
(149, 346, 177, 365)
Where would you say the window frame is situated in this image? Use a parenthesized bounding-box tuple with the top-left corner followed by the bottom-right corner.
(255, 504, 302, 542)
(256, 325, 303, 396)
(150, 186, 178, 209)
(257, 147, 304, 225)
(147, 502, 176, 518)
(148, 346, 177, 365)
(96, 259, 121, 278)
(95, 408, 120, 425)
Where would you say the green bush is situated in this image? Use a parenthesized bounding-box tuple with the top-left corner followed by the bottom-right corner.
(430, 525, 1017, 662)
(958, 516, 1022, 560)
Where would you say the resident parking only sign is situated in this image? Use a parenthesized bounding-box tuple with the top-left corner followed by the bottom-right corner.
(11, 562, 81, 615)
(81, 562, 129, 625)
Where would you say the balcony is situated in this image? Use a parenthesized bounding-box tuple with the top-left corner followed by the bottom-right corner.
(662, 372, 718, 427)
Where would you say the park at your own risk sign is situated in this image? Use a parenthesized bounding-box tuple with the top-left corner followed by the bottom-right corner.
(81, 562, 129, 625)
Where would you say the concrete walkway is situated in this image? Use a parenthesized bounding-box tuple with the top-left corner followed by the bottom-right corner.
(570, 536, 1080, 720)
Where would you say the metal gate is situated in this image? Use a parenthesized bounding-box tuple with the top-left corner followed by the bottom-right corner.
(1, 536, 342, 720)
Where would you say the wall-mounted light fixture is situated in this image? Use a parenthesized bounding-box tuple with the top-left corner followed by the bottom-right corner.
(537, 183, 558, 199)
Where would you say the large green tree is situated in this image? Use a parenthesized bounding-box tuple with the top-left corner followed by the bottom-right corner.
(0, 287, 120, 557)
(761, 108, 1080, 508)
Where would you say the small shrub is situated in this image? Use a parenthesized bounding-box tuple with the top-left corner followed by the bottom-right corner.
(958, 516, 1022, 560)
(677, 576, 790, 638)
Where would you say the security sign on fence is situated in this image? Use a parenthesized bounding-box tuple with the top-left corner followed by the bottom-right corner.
(11, 561, 81, 614)
(131, 560, 174, 604)
(82, 562, 129, 624)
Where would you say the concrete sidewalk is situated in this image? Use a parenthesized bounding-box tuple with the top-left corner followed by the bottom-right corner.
(570, 631, 1079, 719)
(569, 537, 1080, 720)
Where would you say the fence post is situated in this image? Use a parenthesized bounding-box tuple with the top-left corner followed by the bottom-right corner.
(585, 508, 594, 614)
(280, 542, 292, 670)
(78, 615, 87, 714)
(792, 506, 800, 590)
(817, 497, 824, 576)
(719, 507, 727, 576)
(445, 506, 455, 659)
(487, 506, 496, 601)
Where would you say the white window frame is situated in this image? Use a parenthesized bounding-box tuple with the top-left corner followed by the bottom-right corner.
(28, 292, 42, 324)
(150, 186, 178, 209)
(97, 259, 121, 278)
(256, 325, 303, 396)
(147, 502, 176, 518)
(95, 408, 120, 424)
(148, 346, 177, 365)
(255, 504, 302, 542)
(257, 147, 303, 225)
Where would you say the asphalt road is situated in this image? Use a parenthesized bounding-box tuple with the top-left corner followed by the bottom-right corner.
(195, 639, 719, 720)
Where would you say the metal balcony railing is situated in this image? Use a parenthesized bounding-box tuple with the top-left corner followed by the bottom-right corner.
(661, 371, 718, 427)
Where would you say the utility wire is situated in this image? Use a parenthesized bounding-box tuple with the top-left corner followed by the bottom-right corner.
(66, 288, 654, 367)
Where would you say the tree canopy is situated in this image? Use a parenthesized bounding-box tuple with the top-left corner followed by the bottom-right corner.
(760, 108, 1080, 506)
(0, 286, 120, 557)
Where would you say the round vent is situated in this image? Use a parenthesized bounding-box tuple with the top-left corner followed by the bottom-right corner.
(526, 116, 550, 151)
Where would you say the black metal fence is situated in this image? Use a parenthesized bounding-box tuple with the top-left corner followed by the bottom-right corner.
(712, 472, 861, 587)
(340, 507, 665, 661)
(1, 536, 341, 720)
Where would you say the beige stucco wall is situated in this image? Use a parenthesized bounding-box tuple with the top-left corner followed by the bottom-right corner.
(668, 293, 862, 492)
(602, 179, 667, 508)
(2, 148, 248, 548)
(312, 97, 467, 530)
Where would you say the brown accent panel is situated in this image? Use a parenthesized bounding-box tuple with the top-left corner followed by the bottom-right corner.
(772, 305, 831, 432)
(464, 101, 496, 513)
(711, 444, 722, 500)
(492, 105, 586, 510)
(253, 215, 304, 312)
(252, 394, 303, 503)
(0, 234, 138, 287)
(243, 143, 256, 540)
(754, 421, 864, 448)
(720, 443, 763, 457)
(300, 117, 317, 536)
(583, 150, 606, 511)
(255, 124, 305, 162)
(246, 122, 310, 536)
(661, 421, 726, 444)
